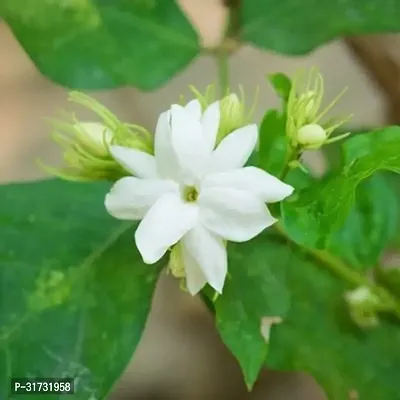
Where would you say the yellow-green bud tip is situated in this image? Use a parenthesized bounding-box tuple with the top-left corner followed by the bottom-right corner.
(297, 123, 327, 149)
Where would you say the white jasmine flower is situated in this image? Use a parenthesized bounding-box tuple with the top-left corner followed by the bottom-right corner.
(105, 99, 294, 295)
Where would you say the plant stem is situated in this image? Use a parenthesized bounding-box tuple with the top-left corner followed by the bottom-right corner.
(279, 147, 298, 181)
(215, 0, 242, 97)
(217, 51, 229, 97)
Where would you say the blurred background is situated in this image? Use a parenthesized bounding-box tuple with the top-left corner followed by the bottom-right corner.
(1, 0, 399, 398)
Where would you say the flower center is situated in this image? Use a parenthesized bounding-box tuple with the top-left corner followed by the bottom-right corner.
(182, 185, 199, 203)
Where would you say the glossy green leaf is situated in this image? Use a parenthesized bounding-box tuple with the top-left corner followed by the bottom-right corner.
(242, 0, 400, 55)
(0, 0, 200, 90)
(0, 179, 164, 399)
(256, 110, 290, 177)
(266, 239, 400, 400)
(376, 267, 400, 298)
(327, 174, 398, 269)
(281, 127, 400, 249)
(215, 235, 291, 389)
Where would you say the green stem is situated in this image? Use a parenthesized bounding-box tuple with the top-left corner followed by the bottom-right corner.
(279, 147, 298, 181)
(217, 51, 229, 97)
(215, 0, 242, 98)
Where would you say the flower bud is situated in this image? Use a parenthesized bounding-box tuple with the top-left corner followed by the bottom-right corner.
(74, 122, 113, 156)
(189, 85, 258, 144)
(218, 93, 245, 141)
(286, 67, 352, 149)
(345, 286, 381, 329)
(297, 123, 327, 149)
(40, 92, 153, 182)
(298, 90, 317, 116)
(169, 244, 186, 279)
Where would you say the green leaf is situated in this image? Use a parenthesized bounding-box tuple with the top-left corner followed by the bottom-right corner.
(0, 0, 200, 90)
(256, 110, 290, 176)
(281, 127, 400, 249)
(327, 174, 398, 269)
(266, 239, 400, 400)
(267, 73, 292, 105)
(215, 235, 291, 389)
(242, 0, 400, 55)
(376, 267, 400, 298)
(0, 179, 164, 399)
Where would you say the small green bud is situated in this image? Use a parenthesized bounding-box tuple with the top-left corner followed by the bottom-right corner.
(188, 84, 258, 144)
(297, 123, 327, 149)
(74, 122, 112, 156)
(40, 92, 153, 182)
(218, 93, 246, 141)
(169, 244, 186, 279)
(287, 67, 352, 150)
(299, 90, 317, 116)
(345, 286, 381, 329)
(168, 244, 191, 292)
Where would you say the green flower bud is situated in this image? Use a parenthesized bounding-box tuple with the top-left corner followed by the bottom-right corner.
(188, 84, 258, 144)
(168, 244, 189, 292)
(169, 244, 186, 279)
(74, 122, 112, 156)
(287, 67, 352, 150)
(345, 286, 381, 329)
(40, 92, 153, 182)
(218, 93, 246, 141)
(297, 123, 327, 149)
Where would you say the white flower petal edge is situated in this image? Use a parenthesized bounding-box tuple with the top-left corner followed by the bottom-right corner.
(135, 193, 199, 264)
(154, 110, 179, 180)
(105, 177, 178, 220)
(170, 104, 208, 184)
(209, 124, 258, 173)
(198, 187, 276, 242)
(111, 145, 158, 179)
(182, 225, 227, 294)
(185, 99, 202, 121)
(202, 166, 294, 203)
(181, 243, 207, 295)
(201, 101, 220, 152)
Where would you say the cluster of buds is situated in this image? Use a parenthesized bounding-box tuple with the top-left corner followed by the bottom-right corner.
(41, 92, 153, 181)
(286, 67, 352, 150)
(44, 87, 255, 183)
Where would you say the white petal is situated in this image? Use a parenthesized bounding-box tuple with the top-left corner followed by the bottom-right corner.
(105, 177, 179, 220)
(135, 193, 199, 264)
(170, 104, 208, 184)
(209, 124, 258, 173)
(203, 166, 294, 203)
(111, 145, 158, 179)
(198, 187, 276, 242)
(154, 110, 180, 180)
(180, 243, 207, 295)
(182, 226, 227, 294)
(185, 99, 202, 121)
(201, 101, 220, 152)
